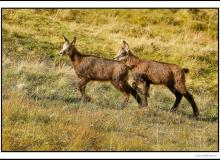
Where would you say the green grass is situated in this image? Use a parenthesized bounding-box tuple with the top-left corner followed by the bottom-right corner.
(2, 9, 218, 151)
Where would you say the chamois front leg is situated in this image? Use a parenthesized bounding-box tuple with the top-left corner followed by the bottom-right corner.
(111, 80, 130, 109)
(131, 81, 150, 97)
(143, 81, 150, 107)
(131, 81, 142, 93)
(78, 78, 91, 102)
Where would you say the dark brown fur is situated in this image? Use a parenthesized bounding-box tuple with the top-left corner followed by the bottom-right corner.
(59, 36, 142, 108)
(115, 41, 199, 117)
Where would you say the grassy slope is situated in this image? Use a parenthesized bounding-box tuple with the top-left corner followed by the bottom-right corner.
(2, 9, 218, 151)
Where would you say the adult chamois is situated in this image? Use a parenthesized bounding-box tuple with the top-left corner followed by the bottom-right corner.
(59, 36, 143, 109)
(114, 41, 199, 117)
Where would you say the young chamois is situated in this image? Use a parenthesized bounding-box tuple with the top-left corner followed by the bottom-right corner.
(59, 36, 143, 109)
(114, 41, 199, 117)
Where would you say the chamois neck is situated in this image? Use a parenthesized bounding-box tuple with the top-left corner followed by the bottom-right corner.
(69, 47, 82, 61)
(126, 51, 140, 66)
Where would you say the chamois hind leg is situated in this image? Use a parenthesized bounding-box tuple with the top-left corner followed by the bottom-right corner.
(168, 85, 182, 112)
(183, 91, 199, 117)
(142, 81, 150, 107)
(175, 84, 199, 117)
(78, 78, 91, 102)
(111, 80, 130, 109)
(120, 80, 143, 108)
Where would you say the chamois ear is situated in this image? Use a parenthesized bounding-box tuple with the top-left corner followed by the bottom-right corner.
(71, 36, 77, 45)
(123, 40, 129, 52)
(123, 40, 127, 45)
(63, 35, 69, 43)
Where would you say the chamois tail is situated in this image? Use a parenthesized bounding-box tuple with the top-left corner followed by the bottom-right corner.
(182, 68, 189, 74)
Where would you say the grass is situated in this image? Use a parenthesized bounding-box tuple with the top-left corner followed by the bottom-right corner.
(2, 9, 218, 151)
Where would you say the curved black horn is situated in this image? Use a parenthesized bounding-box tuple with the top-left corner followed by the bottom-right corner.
(123, 40, 129, 48)
(71, 36, 77, 44)
(63, 35, 69, 42)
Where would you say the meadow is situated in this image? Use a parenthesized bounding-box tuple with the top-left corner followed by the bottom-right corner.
(2, 9, 218, 151)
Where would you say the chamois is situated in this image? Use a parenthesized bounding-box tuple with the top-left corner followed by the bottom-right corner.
(59, 36, 143, 109)
(114, 41, 199, 117)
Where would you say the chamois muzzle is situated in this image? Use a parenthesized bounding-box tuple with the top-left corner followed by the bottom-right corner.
(114, 55, 119, 60)
(114, 54, 127, 61)
(60, 51, 65, 56)
(114, 52, 123, 61)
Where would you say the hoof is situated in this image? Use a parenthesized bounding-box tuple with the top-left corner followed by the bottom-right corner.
(120, 106, 126, 110)
(142, 102, 148, 108)
(119, 104, 127, 110)
(194, 111, 199, 118)
(170, 107, 177, 113)
(139, 103, 147, 109)
(82, 96, 92, 102)
(141, 104, 148, 108)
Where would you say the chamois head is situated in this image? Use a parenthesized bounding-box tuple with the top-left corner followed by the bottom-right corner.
(114, 40, 130, 61)
(60, 36, 77, 56)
